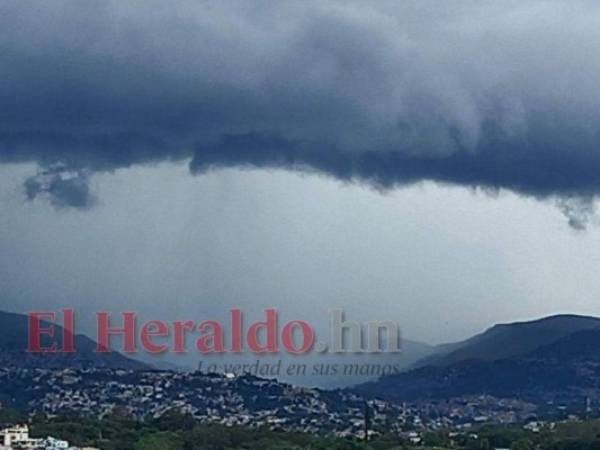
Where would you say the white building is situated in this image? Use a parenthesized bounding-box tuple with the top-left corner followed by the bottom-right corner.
(0, 424, 29, 447)
(0, 425, 71, 449)
(40, 436, 70, 449)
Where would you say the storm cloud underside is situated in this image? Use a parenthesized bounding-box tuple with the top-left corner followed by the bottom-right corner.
(2, 1, 600, 225)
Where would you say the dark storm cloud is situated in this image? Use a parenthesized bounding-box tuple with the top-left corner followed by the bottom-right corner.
(24, 166, 95, 209)
(2, 1, 600, 225)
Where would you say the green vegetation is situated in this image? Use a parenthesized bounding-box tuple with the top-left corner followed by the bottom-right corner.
(24, 410, 378, 450)
(8, 406, 600, 449)
(3, 408, 448, 450)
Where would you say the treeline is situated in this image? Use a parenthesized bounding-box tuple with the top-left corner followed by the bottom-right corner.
(8, 407, 600, 449)
(0, 408, 402, 450)
(464, 422, 600, 450)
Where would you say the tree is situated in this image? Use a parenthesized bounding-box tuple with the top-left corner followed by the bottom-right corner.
(134, 431, 183, 450)
(153, 409, 195, 432)
(511, 438, 533, 450)
(0, 408, 26, 427)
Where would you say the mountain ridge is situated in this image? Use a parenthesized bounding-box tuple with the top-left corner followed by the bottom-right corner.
(413, 313, 600, 368)
(356, 314, 600, 408)
(0, 310, 149, 370)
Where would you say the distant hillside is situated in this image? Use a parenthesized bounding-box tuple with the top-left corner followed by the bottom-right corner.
(260, 337, 435, 388)
(356, 316, 600, 408)
(158, 338, 435, 389)
(415, 314, 600, 368)
(0, 310, 148, 370)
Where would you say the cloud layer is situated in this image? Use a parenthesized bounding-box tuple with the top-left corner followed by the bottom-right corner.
(2, 1, 600, 224)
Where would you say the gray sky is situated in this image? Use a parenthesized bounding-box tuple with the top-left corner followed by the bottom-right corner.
(2, 1, 600, 351)
(2, 162, 600, 347)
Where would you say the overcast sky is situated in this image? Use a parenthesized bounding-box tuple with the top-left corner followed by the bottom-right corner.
(2, 1, 600, 349)
(3, 162, 600, 347)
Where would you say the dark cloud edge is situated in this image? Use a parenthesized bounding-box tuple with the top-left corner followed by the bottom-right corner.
(3, 127, 598, 229)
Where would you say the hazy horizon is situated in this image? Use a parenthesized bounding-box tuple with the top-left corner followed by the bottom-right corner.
(3, 160, 600, 353)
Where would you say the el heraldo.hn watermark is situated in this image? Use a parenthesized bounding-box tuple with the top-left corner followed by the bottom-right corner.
(27, 308, 402, 356)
